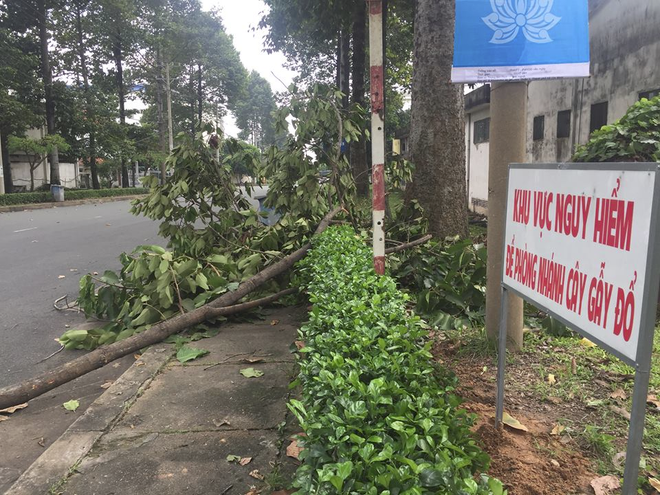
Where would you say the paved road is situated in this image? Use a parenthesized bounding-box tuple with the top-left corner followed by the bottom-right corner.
(0, 200, 163, 388)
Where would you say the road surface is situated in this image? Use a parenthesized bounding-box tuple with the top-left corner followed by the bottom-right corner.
(0, 200, 163, 388)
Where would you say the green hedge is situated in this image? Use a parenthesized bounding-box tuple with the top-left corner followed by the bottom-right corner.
(0, 188, 148, 207)
(290, 226, 504, 494)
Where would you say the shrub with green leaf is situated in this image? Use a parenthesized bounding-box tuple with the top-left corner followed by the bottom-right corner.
(573, 95, 660, 163)
(0, 187, 147, 207)
(390, 239, 487, 331)
(290, 226, 504, 494)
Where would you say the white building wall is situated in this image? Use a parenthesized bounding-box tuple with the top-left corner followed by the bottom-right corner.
(11, 161, 78, 190)
(526, 0, 660, 163)
(465, 107, 490, 214)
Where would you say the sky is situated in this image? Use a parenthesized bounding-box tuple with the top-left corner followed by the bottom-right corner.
(201, 0, 298, 137)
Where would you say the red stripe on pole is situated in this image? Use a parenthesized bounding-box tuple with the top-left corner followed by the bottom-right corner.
(372, 163, 386, 210)
(367, 0, 382, 15)
(374, 256, 385, 275)
(370, 66, 384, 114)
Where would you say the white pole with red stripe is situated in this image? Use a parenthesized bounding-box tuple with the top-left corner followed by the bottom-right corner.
(367, 0, 386, 275)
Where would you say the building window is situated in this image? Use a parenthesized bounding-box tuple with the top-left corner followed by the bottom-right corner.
(640, 89, 660, 100)
(533, 115, 545, 141)
(474, 118, 490, 144)
(556, 110, 571, 139)
(590, 101, 608, 134)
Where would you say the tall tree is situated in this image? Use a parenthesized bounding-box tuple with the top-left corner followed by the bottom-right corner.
(98, 0, 138, 187)
(234, 71, 278, 150)
(0, 18, 43, 193)
(3, 0, 62, 185)
(261, 0, 414, 196)
(350, 1, 368, 197)
(408, 0, 468, 239)
(36, 0, 61, 185)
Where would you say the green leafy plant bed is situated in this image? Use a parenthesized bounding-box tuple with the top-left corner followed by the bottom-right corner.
(0, 188, 148, 207)
(290, 225, 505, 494)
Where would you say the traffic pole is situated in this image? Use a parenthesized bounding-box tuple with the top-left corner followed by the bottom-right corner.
(367, 0, 386, 275)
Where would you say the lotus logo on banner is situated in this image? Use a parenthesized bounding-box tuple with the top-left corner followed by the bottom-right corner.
(452, 0, 590, 83)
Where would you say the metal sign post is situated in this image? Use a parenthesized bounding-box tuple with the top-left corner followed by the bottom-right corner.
(367, 0, 386, 275)
(496, 163, 660, 494)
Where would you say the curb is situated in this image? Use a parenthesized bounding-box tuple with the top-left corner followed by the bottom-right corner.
(5, 344, 174, 495)
(0, 195, 147, 214)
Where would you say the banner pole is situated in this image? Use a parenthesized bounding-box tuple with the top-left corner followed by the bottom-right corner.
(495, 286, 509, 426)
(622, 369, 651, 494)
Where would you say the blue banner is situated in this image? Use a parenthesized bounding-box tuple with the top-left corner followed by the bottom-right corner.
(452, 0, 590, 82)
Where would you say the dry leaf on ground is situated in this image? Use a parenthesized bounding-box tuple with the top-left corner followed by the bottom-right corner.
(648, 395, 660, 410)
(580, 338, 597, 348)
(286, 439, 303, 460)
(550, 424, 565, 436)
(502, 412, 528, 432)
(249, 469, 264, 480)
(294, 341, 305, 350)
(0, 403, 28, 414)
(58, 275, 66, 279)
(609, 404, 631, 420)
(270, 319, 279, 326)
(547, 374, 556, 385)
(612, 452, 626, 469)
(590, 475, 621, 495)
(649, 477, 660, 491)
(239, 457, 252, 466)
(610, 389, 626, 400)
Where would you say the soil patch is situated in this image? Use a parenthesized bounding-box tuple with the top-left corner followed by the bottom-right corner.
(433, 336, 599, 495)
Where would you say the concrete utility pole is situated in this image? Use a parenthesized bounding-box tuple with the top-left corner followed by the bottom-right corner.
(485, 82, 526, 349)
(367, 0, 386, 275)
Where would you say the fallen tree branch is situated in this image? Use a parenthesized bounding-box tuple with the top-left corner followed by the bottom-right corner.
(385, 234, 433, 254)
(0, 208, 342, 409)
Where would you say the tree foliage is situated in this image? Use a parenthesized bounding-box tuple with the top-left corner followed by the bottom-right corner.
(234, 71, 280, 150)
(573, 96, 660, 163)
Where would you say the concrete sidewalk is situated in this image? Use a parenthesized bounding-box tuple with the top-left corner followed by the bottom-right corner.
(5, 306, 304, 495)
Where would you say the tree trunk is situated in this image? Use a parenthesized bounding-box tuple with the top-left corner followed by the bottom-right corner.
(113, 32, 129, 188)
(75, 2, 99, 189)
(339, 29, 350, 110)
(190, 67, 196, 137)
(1, 133, 13, 193)
(38, 0, 60, 186)
(89, 134, 98, 189)
(409, 0, 467, 239)
(0, 207, 341, 409)
(30, 163, 35, 191)
(156, 46, 167, 184)
(197, 64, 203, 130)
(351, 2, 369, 197)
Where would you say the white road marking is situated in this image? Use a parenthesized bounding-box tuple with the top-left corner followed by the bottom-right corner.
(13, 227, 38, 233)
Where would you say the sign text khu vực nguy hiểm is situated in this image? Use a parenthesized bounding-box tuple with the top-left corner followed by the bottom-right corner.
(503, 165, 660, 364)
